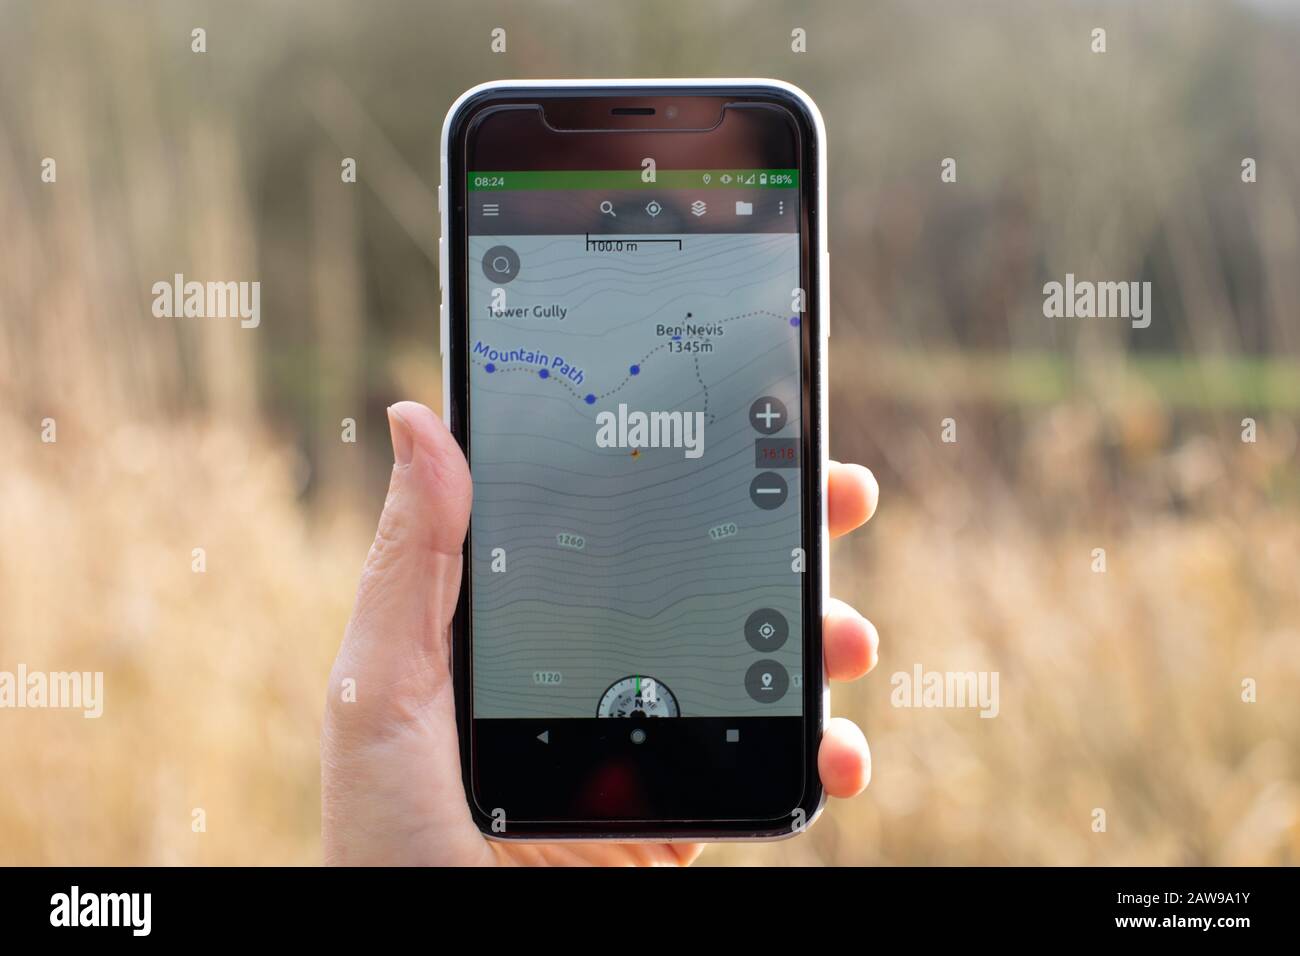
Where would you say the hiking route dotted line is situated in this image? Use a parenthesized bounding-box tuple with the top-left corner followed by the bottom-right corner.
(471, 309, 791, 412)
(471, 362, 586, 400)
(693, 353, 714, 425)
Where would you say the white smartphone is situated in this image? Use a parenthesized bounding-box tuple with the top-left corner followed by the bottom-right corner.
(439, 80, 830, 840)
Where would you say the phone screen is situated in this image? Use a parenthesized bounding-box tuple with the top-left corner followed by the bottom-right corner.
(450, 93, 821, 830)
(467, 170, 803, 719)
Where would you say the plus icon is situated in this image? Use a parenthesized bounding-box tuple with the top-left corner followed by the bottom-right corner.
(749, 396, 788, 435)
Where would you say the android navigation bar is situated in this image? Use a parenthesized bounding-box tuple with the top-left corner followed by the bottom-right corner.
(468, 190, 796, 235)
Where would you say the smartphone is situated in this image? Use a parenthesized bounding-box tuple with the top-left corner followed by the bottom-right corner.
(439, 80, 829, 841)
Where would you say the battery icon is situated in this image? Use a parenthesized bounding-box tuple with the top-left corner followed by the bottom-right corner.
(760, 172, 768, 185)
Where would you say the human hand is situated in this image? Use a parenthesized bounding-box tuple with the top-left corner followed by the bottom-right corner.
(322, 400, 880, 865)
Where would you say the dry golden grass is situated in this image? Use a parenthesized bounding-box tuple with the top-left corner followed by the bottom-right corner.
(2, 399, 1297, 865)
(0, 412, 365, 864)
(1, 0, 1297, 866)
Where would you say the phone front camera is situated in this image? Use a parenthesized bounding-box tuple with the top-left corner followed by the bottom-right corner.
(664, 105, 679, 120)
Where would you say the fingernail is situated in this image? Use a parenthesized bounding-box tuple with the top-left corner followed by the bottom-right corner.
(387, 406, 414, 465)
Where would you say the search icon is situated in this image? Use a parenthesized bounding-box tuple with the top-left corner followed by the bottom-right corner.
(481, 245, 520, 284)
(599, 200, 616, 217)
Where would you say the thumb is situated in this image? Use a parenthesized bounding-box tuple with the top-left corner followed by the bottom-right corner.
(338, 400, 472, 702)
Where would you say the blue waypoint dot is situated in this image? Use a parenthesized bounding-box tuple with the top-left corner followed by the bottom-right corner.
(789, 316, 800, 327)
(585, 394, 596, 404)
(485, 363, 495, 373)
(630, 364, 640, 375)
(539, 368, 549, 379)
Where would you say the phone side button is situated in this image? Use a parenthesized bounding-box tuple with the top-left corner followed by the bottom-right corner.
(821, 250, 830, 338)
(439, 300, 448, 357)
(438, 235, 448, 357)
(442, 345, 451, 422)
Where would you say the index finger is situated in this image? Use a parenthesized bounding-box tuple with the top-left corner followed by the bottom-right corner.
(828, 461, 879, 538)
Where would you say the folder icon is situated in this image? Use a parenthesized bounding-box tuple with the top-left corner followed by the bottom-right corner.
(735, 201, 753, 216)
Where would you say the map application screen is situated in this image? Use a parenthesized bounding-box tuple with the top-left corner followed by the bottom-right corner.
(466, 170, 804, 719)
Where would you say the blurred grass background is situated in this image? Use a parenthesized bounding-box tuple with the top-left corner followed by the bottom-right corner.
(1, 0, 1298, 865)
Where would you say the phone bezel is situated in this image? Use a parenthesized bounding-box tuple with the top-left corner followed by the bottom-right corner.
(441, 80, 829, 841)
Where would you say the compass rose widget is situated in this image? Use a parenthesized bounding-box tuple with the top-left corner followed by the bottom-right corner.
(596, 675, 680, 718)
